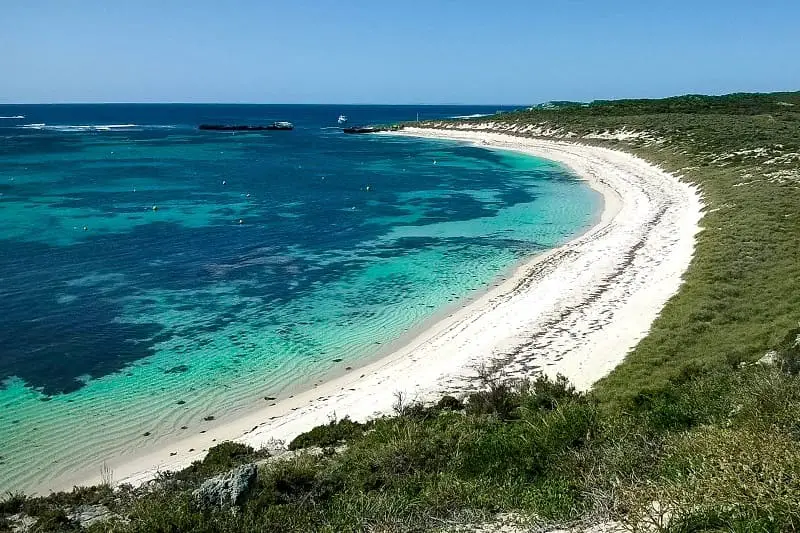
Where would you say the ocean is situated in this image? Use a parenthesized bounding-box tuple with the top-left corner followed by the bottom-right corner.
(0, 104, 601, 491)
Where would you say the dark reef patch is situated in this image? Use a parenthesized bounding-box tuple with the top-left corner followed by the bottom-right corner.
(164, 365, 189, 374)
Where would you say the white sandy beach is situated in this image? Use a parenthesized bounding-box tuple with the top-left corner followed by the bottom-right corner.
(55, 128, 701, 493)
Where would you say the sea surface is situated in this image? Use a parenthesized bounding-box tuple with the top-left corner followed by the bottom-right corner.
(0, 104, 601, 491)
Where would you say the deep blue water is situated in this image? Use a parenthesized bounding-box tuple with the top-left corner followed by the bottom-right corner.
(0, 104, 600, 491)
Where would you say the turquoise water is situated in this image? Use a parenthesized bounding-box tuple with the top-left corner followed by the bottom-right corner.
(0, 105, 601, 491)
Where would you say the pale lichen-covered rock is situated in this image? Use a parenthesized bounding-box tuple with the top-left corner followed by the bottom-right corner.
(758, 350, 777, 366)
(7, 513, 36, 533)
(69, 504, 114, 528)
(192, 463, 257, 508)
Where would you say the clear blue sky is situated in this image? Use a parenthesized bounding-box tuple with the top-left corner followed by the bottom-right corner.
(2, 0, 798, 104)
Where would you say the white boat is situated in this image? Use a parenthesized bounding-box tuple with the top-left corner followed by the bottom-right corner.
(338, 114, 348, 124)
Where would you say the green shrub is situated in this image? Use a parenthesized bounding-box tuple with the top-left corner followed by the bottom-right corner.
(203, 441, 254, 468)
(35, 485, 114, 511)
(170, 441, 268, 483)
(524, 374, 581, 411)
(436, 395, 464, 411)
(288, 417, 367, 450)
(254, 454, 328, 506)
(0, 492, 26, 515)
(31, 508, 79, 532)
(466, 381, 521, 419)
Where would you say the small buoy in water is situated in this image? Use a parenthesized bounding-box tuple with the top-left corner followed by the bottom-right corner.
(152, 205, 158, 211)
(246, 193, 250, 198)
(222, 180, 227, 185)
(365, 185, 372, 192)
(433, 160, 437, 165)
(238, 219, 244, 225)
(83, 226, 88, 231)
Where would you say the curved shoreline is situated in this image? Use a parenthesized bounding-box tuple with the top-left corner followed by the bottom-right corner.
(48, 129, 701, 493)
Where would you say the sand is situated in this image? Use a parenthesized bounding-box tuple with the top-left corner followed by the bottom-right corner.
(53, 128, 701, 492)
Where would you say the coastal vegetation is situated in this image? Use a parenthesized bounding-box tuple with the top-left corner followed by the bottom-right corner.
(2, 91, 799, 532)
(456, 91, 800, 408)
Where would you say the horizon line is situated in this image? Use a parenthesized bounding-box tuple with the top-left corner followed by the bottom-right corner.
(0, 101, 530, 107)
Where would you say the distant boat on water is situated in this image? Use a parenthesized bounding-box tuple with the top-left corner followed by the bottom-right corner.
(338, 114, 348, 124)
(198, 121, 294, 131)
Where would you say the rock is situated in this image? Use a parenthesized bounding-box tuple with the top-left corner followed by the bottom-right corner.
(69, 504, 114, 528)
(758, 350, 777, 366)
(7, 513, 36, 533)
(192, 463, 257, 508)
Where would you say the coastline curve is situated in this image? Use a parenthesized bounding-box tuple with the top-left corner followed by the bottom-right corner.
(54, 129, 702, 493)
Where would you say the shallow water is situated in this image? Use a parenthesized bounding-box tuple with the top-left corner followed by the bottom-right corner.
(0, 105, 601, 491)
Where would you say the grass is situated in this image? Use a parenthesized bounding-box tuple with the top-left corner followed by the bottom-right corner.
(2, 91, 800, 532)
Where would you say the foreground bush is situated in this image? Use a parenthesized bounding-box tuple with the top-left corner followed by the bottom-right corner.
(4, 361, 800, 531)
(287, 417, 368, 451)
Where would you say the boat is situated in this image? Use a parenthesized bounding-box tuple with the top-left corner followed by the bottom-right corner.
(342, 126, 382, 134)
(338, 114, 348, 125)
(270, 121, 294, 130)
(198, 121, 294, 131)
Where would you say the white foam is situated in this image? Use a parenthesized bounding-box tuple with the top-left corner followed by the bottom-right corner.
(0, 115, 25, 119)
(450, 113, 493, 119)
(18, 123, 142, 132)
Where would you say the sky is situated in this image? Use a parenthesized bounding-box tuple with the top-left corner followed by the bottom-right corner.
(1, 0, 799, 104)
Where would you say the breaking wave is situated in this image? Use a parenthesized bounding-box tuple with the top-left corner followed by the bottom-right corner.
(450, 113, 493, 119)
(18, 123, 178, 132)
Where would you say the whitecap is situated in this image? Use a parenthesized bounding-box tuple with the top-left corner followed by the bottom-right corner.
(450, 113, 492, 119)
(0, 115, 25, 119)
(18, 123, 142, 132)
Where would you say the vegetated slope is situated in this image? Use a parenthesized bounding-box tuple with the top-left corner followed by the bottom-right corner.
(5, 358, 800, 532)
(425, 90, 800, 406)
(2, 92, 799, 533)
